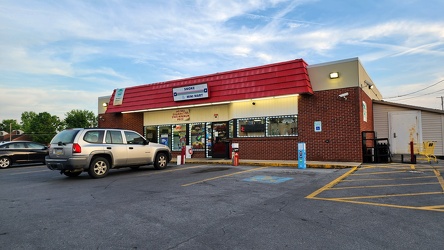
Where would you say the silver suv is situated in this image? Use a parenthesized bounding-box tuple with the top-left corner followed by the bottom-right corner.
(46, 128, 172, 178)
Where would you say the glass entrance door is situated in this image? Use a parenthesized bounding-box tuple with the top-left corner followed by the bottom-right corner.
(212, 122, 228, 158)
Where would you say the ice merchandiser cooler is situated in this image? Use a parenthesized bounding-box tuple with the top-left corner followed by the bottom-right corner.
(298, 142, 306, 169)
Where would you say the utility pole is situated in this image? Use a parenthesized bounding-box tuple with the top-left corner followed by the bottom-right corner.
(9, 123, 12, 141)
(438, 96, 444, 110)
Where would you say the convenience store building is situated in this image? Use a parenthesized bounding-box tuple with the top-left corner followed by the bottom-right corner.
(98, 57, 382, 162)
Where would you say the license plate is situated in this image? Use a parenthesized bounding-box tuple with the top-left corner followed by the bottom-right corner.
(54, 149, 64, 156)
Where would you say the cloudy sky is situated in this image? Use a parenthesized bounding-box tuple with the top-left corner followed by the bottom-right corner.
(1, 0, 444, 122)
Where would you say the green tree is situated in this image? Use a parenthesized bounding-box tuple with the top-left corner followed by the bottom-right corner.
(0, 119, 21, 132)
(64, 109, 98, 129)
(21, 111, 63, 144)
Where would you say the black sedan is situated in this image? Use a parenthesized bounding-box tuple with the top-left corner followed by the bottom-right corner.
(0, 141, 49, 168)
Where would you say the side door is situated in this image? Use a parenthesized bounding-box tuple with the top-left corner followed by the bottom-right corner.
(104, 130, 128, 167)
(25, 142, 48, 163)
(389, 111, 422, 154)
(124, 131, 152, 165)
(11, 142, 29, 163)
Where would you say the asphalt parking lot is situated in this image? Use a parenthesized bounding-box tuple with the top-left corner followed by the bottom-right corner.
(308, 163, 444, 212)
(0, 162, 443, 249)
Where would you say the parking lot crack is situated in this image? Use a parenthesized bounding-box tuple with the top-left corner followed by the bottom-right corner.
(167, 234, 211, 250)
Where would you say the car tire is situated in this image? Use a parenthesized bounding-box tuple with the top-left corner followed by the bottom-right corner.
(153, 152, 168, 170)
(0, 156, 11, 169)
(88, 157, 110, 178)
(64, 171, 82, 177)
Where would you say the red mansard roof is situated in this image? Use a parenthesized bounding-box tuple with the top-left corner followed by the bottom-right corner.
(106, 59, 313, 113)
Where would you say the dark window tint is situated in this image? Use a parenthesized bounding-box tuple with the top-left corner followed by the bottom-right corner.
(13, 142, 26, 148)
(51, 130, 80, 144)
(105, 131, 123, 144)
(27, 142, 46, 149)
(125, 131, 145, 145)
(83, 131, 104, 143)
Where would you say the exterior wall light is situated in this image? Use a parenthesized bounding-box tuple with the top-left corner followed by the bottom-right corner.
(103, 102, 108, 107)
(329, 72, 339, 79)
(364, 80, 374, 89)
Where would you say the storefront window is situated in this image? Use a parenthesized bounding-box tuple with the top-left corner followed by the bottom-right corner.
(229, 120, 234, 138)
(159, 125, 172, 148)
(238, 118, 266, 137)
(145, 126, 158, 143)
(190, 123, 205, 150)
(206, 123, 212, 157)
(267, 116, 297, 136)
(172, 124, 187, 151)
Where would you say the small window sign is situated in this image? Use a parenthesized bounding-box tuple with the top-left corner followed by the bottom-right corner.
(314, 121, 322, 132)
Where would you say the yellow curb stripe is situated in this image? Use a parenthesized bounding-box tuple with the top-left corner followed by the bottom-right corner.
(305, 166, 358, 199)
(182, 167, 268, 187)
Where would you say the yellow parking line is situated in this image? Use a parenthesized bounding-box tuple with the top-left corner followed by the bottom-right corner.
(433, 169, 444, 192)
(182, 167, 268, 187)
(352, 170, 433, 176)
(139, 165, 208, 176)
(329, 191, 443, 200)
(421, 205, 444, 209)
(306, 166, 358, 198)
(307, 164, 444, 212)
(309, 197, 444, 212)
(342, 176, 435, 182)
(329, 182, 438, 190)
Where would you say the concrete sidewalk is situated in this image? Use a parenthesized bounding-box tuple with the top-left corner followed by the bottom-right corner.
(171, 157, 361, 169)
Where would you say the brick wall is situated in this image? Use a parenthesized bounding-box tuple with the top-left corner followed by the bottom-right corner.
(298, 87, 373, 162)
(231, 137, 298, 160)
(99, 112, 144, 134)
(99, 87, 374, 162)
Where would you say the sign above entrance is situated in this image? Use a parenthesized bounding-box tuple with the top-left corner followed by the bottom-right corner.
(173, 83, 209, 102)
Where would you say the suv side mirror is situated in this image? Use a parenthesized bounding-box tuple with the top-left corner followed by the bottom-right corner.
(144, 139, 149, 145)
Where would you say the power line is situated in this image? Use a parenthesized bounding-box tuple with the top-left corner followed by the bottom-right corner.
(384, 88, 444, 102)
(384, 79, 444, 99)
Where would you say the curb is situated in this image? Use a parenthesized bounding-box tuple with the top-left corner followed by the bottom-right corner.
(171, 159, 359, 169)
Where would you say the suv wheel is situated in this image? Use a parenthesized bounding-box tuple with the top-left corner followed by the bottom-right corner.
(0, 156, 11, 168)
(153, 152, 168, 170)
(88, 157, 110, 178)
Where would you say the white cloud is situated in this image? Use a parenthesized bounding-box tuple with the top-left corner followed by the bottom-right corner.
(1, 0, 444, 121)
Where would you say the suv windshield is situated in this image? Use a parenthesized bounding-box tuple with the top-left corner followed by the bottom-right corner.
(50, 130, 80, 144)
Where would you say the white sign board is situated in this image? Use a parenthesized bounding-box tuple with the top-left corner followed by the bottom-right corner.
(173, 83, 209, 102)
(113, 88, 125, 106)
(314, 121, 322, 132)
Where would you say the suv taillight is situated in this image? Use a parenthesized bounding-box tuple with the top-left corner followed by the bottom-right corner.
(72, 143, 81, 153)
